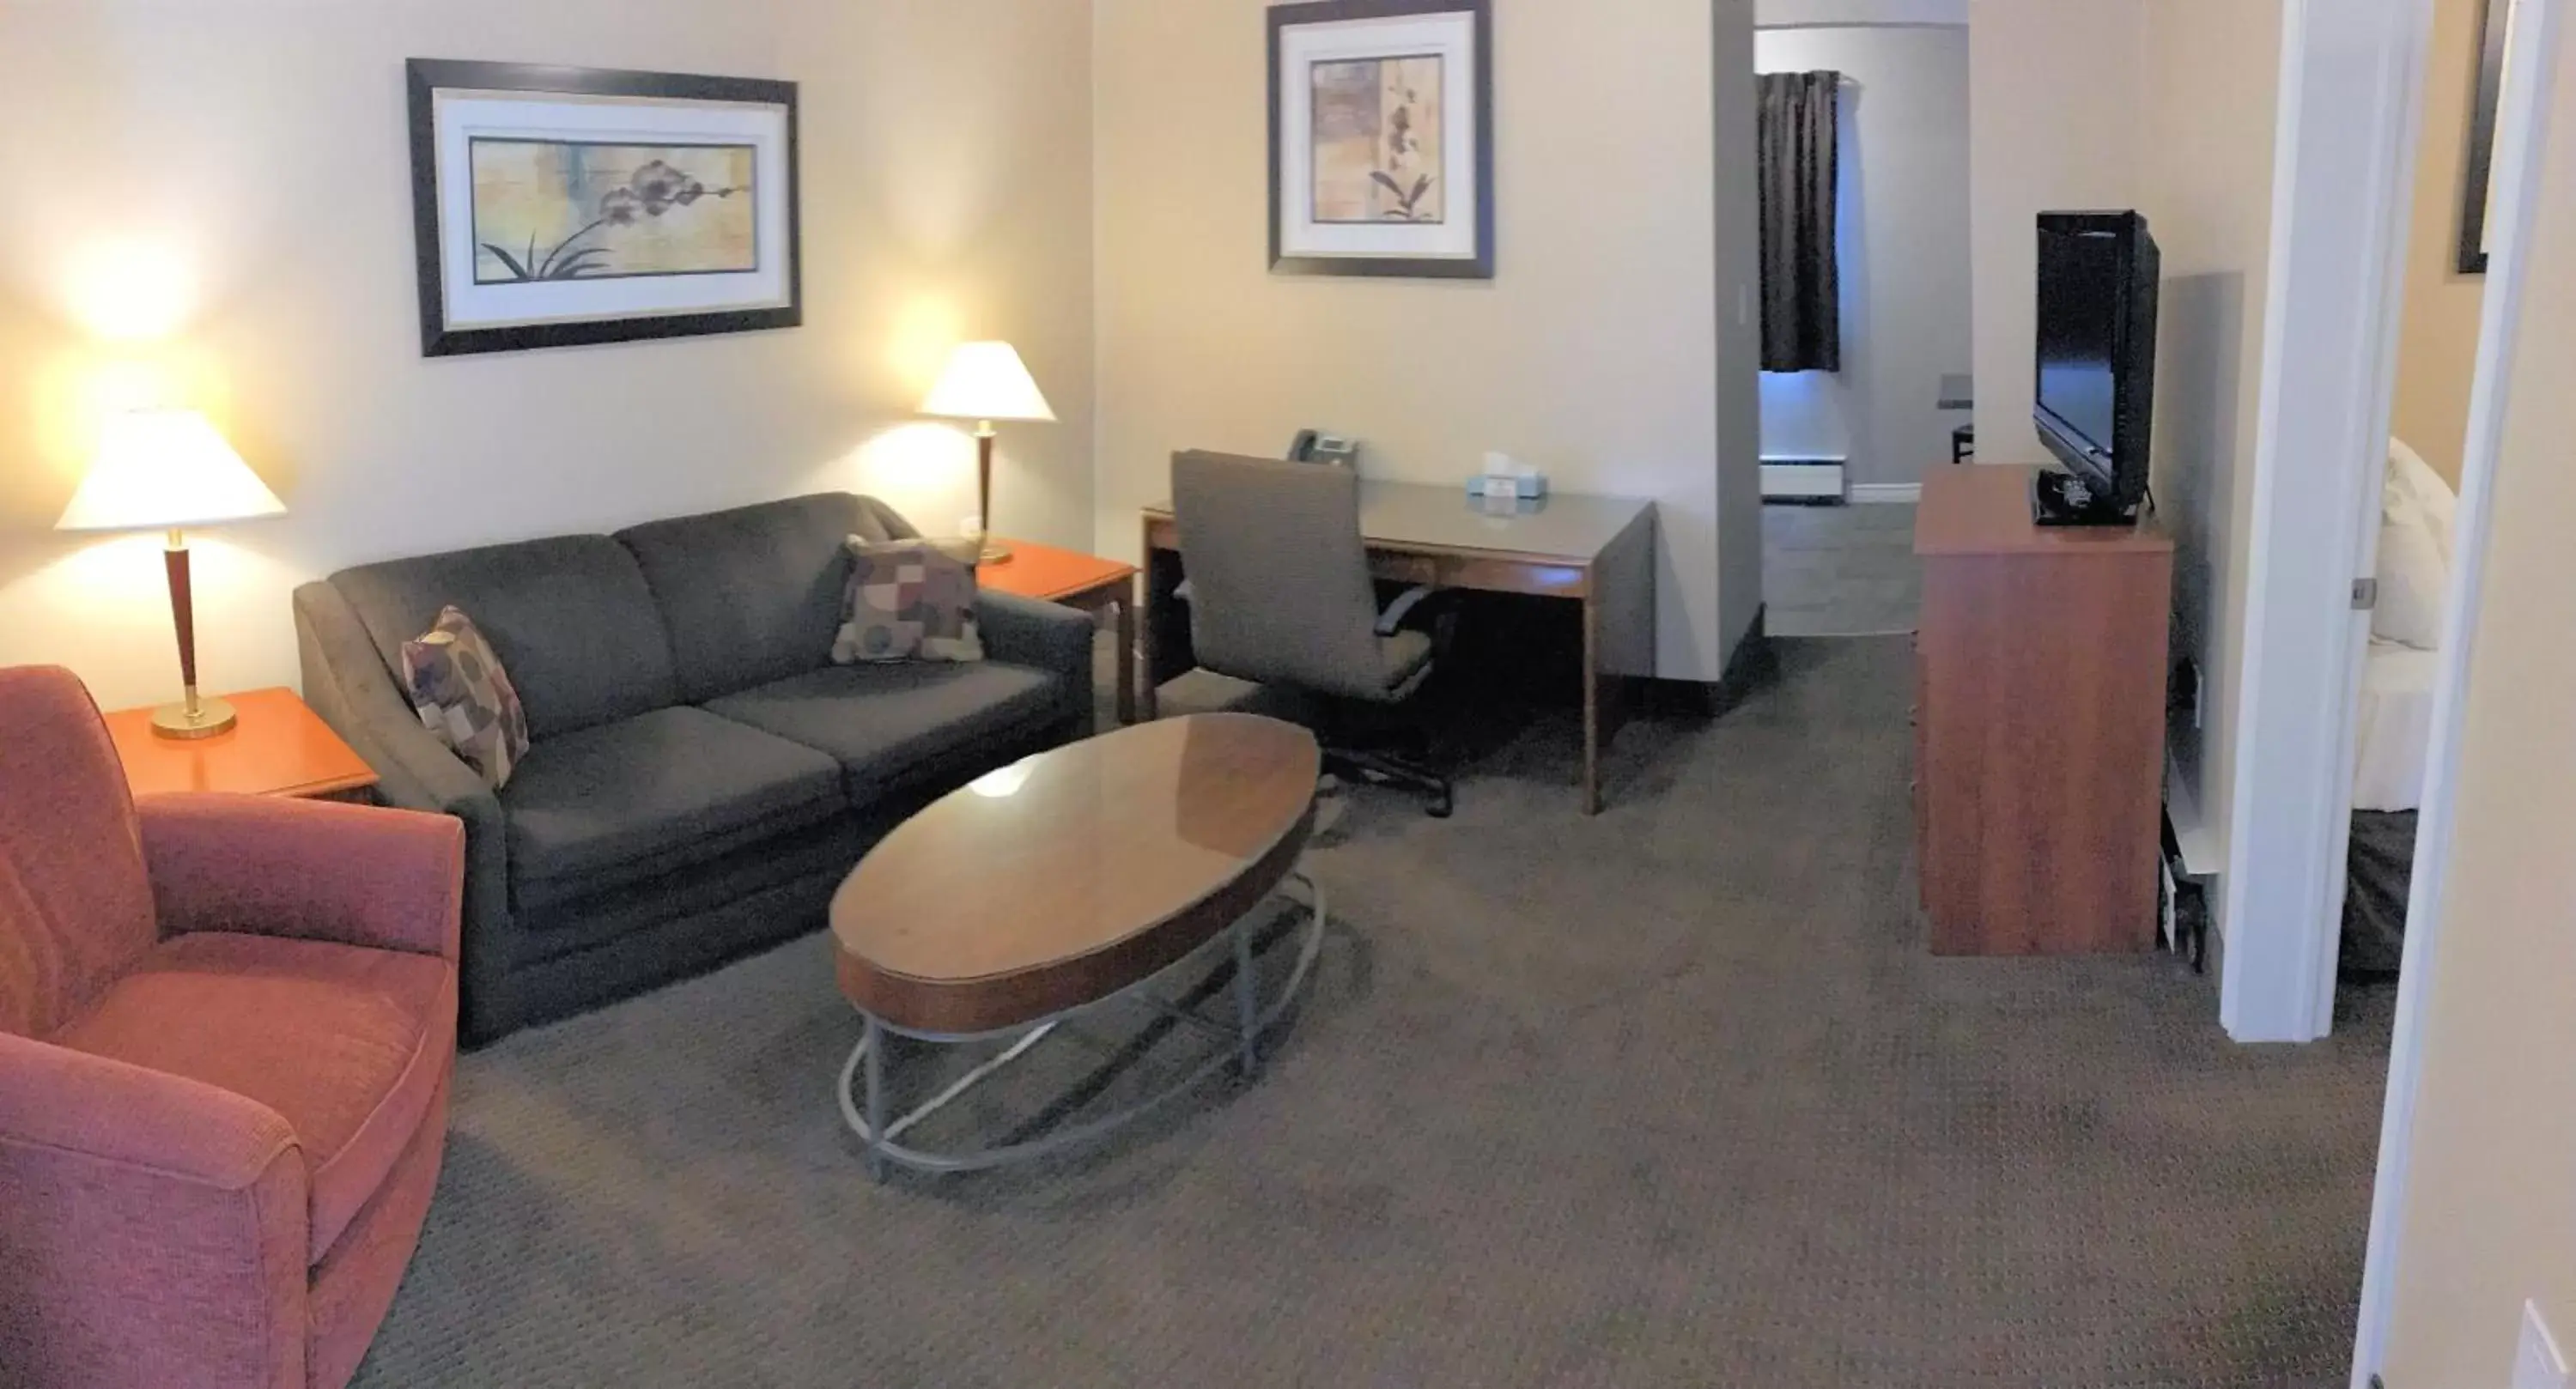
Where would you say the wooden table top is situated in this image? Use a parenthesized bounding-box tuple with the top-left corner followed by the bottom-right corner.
(980, 538, 1137, 603)
(832, 714, 1321, 1035)
(1143, 479, 1655, 563)
(1916, 464, 2174, 557)
(104, 688, 379, 800)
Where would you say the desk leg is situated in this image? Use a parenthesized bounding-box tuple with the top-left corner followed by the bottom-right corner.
(1139, 555, 1163, 724)
(1115, 579, 1139, 726)
(1581, 591, 1603, 816)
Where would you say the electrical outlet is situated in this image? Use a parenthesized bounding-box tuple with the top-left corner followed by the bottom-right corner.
(2515, 1301, 2571, 1389)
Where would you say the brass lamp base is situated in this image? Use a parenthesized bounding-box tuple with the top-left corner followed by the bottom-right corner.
(979, 541, 1016, 566)
(150, 694, 238, 741)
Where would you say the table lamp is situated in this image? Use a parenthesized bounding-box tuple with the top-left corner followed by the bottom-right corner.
(56, 408, 286, 739)
(920, 342, 1054, 565)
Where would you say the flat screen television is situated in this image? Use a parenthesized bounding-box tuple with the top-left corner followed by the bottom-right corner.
(2033, 210, 2160, 526)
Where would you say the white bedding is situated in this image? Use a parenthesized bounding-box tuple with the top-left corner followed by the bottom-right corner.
(2352, 641, 2442, 813)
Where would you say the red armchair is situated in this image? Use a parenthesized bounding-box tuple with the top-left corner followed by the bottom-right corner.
(0, 666, 463, 1389)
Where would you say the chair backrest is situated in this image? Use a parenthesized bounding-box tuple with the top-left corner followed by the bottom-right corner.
(0, 667, 158, 1038)
(1170, 450, 1388, 698)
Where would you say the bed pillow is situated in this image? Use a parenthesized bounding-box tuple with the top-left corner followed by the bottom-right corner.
(2374, 439, 2456, 651)
(831, 537, 985, 664)
(2387, 436, 2458, 568)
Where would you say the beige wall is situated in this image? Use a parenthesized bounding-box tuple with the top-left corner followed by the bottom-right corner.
(2136, 0, 2285, 915)
(2391, 0, 2493, 487)
(2382, 25, 2576, 1384)
(0, 0, 1093, 712)
(1093, 0, 1765, 682)
(1965, 0, 2281, 895)
(1967, 0, 2146, 461)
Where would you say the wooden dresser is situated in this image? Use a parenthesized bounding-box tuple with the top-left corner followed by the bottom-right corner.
(1913, 466, 2175, 955)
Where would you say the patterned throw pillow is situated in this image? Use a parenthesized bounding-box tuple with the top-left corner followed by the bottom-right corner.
(402, 606, 531, 789)
(832, 537, 985, 664)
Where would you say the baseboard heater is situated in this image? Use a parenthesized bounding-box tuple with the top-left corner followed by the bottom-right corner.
(1761, 456, 1847, 504)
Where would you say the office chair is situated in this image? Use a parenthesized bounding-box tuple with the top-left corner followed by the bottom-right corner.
(1170, 450, 1454, 818)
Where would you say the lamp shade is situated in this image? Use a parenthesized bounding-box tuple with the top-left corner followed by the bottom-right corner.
(920, 342, 1056, 423)
(57, 409, 285, 532)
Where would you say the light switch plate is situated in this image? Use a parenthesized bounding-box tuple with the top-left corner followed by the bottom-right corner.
(2515, 1301, 2571, 1389)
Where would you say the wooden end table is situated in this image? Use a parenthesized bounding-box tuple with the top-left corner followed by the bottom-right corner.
(104, 687, 379, 802)
(980, 539, 1141, 725)
(831, 713, 1324, 1180)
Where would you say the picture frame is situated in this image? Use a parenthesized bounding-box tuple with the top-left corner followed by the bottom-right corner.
(1268, 0, 1495, 280)
(2458, 0, 2524, 275)
(406, 59, 801, 356)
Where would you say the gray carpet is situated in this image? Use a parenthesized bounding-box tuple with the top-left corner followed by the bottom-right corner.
(1765, 503, 1924, 637)
(355, 638, 2392, 1388)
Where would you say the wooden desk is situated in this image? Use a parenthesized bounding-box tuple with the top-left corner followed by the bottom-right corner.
(105, 687, 379, 802)
(982, 539, 1141, 725)
(1913, 466, 2173, 954)
(1142, 482, 1657, 815)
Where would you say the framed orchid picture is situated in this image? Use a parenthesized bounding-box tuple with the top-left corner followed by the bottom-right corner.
(406, 60, 801, 356)
(1268, 0, 1494, 279)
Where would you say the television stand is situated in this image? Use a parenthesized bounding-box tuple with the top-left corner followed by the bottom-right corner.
(2031, 469, 2140, 527)
(1917, 465, 2175, 954)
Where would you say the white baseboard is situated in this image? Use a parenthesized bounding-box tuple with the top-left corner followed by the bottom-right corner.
(1761, 458, 1846, 502)
(1850, 483, 1923, 505)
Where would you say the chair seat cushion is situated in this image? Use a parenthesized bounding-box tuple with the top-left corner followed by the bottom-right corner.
(51, 931, 457, 1265)
(705, 661, 1065, 798)
(497, 707, 847, 909)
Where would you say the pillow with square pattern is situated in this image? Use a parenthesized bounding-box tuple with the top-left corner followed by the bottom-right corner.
(832, 537, 985, 664)
(403, 605, 531, 789)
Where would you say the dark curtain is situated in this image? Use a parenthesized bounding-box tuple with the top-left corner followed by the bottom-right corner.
(1759, 70, 1843, 374)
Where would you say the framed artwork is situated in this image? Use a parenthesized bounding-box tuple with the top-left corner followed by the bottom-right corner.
(406, 60, 801, 356)
(1268, 0, 1494, 280)
(2458, 0, 2525, 275)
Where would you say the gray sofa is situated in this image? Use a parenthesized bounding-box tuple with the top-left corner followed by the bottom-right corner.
(294, 493, 1094, 1044)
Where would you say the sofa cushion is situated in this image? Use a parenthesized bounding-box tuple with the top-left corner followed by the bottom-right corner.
(705, 661, 1065, 799)
(496, 707, 846, 909)
(616, 494, 920, 705)
(51, 931, 457, 1265)
(331, 536, 678, 741)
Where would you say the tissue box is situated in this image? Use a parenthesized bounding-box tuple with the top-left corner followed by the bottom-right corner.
(1468, 471, 1547, 500)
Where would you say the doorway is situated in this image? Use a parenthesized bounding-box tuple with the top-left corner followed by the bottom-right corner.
(1752, 20, 1972, 638)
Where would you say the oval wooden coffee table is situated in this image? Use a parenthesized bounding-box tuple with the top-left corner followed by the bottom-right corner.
(831, 713, 1325, 1179)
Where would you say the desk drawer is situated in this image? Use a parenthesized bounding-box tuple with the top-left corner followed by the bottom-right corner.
(1369, 553, 1443, 587)
(1368, 552, 1589, 598)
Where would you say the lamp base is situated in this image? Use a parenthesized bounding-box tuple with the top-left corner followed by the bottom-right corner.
(979, 541, 1016, 566)
(150, 695, 238, 741)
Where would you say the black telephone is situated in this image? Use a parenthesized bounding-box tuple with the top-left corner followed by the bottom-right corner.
(1288, 430, 1363, 469)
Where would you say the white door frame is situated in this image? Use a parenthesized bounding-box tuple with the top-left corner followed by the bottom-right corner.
(2351, 3, 2564, 1379)
(2218, 0, 2436, 1046)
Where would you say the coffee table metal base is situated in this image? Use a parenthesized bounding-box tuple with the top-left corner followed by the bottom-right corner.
(836, 872, 1326, 1180)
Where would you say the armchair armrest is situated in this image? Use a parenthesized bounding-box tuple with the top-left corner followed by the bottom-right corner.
(981, 590, 1095, 682)
(138, 796, 464, 962)
(0, 1034, 307, 1389)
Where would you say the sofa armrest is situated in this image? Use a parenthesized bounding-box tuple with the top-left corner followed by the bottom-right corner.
(295, 580, 510, 930)
(981, 591, 1095, 687)
(0, 1034, 308, 1389)
(138, 796, 464, 962)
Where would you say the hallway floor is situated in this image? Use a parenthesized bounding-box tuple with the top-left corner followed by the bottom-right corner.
(1765, 501, 1923, 637)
